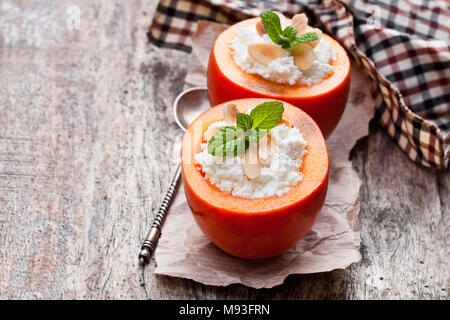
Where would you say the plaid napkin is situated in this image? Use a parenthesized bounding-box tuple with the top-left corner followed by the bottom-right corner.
(149, 0, 449, 169)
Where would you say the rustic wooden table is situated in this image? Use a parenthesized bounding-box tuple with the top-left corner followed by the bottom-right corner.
(0, 1, 448, 299)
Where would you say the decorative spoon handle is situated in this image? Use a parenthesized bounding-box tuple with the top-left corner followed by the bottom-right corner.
(139, 163, 181, 265)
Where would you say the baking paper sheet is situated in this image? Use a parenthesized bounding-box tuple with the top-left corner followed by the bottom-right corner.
(154, 21, 375, 288)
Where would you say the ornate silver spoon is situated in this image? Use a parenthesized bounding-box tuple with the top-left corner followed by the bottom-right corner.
(138, 87, 209, 265)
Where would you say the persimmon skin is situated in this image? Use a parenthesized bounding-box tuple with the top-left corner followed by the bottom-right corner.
(181, 98, 329, 259)
(207, 17, 351, 138)
(183, 170, 328, 259)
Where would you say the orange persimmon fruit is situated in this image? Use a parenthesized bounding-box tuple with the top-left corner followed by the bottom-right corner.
(207, 17, 351, 138)
(181, 98, 329, 259)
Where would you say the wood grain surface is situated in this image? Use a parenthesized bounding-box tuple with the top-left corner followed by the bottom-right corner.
(0, 0, 448, 299)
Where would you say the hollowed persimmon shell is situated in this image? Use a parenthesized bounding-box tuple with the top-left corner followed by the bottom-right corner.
(181, 98, 329, 259)
(207, 17, 351, 138)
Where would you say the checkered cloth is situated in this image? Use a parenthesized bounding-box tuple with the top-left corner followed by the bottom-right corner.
(149, 0, 450, 169)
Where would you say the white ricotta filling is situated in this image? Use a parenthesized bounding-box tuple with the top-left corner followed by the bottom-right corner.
(229, 26, 335, 86)
(194, 123, 308, 198)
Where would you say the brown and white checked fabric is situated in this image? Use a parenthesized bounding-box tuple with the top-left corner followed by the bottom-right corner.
(148, 0, 450, 169)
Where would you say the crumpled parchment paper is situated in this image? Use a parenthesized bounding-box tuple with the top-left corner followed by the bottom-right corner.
(154, 21, 375, 288)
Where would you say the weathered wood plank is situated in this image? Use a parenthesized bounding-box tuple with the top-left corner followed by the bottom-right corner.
(0, 0, 447, 300)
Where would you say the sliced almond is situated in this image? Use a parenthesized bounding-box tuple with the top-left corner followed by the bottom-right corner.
(243, 141, 261, 179)
(246, 139, 259, 164)
(291, 13, 308, 34)
(203, 126, 224, 142)
(291, 43, 315, 71)
(307, 28, 322, 48)
(243, 162, 261, 180)
(255, 20, 266, 37)
(248, 43, 287, 65)
(258, 133, 278, 161)
(223, 103, 237, 124)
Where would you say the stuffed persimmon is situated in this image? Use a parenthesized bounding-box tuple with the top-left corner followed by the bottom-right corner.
(181, 98, 329, 259)
(207, 11, 351, 138)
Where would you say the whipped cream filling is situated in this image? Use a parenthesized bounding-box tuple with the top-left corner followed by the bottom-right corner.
(194, 123, 308, 198)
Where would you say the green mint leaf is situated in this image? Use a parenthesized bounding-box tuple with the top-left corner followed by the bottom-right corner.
(278, 34, 289, 43)
(236, 113, 253, 132)
(278, 33, 294, 48)
(281, 26, 297, 41)
(288, 31, 318, 48)
(250, 101, 284, 131)
(260, 11, 282, 44)
(207, 126, 248, 157)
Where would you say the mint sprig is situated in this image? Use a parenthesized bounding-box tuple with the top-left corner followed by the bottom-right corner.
(259, 11, 318, 49)
(207, 101, 284, 156)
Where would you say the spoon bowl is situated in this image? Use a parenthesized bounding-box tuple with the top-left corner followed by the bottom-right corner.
(173, 87, 209, 131)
